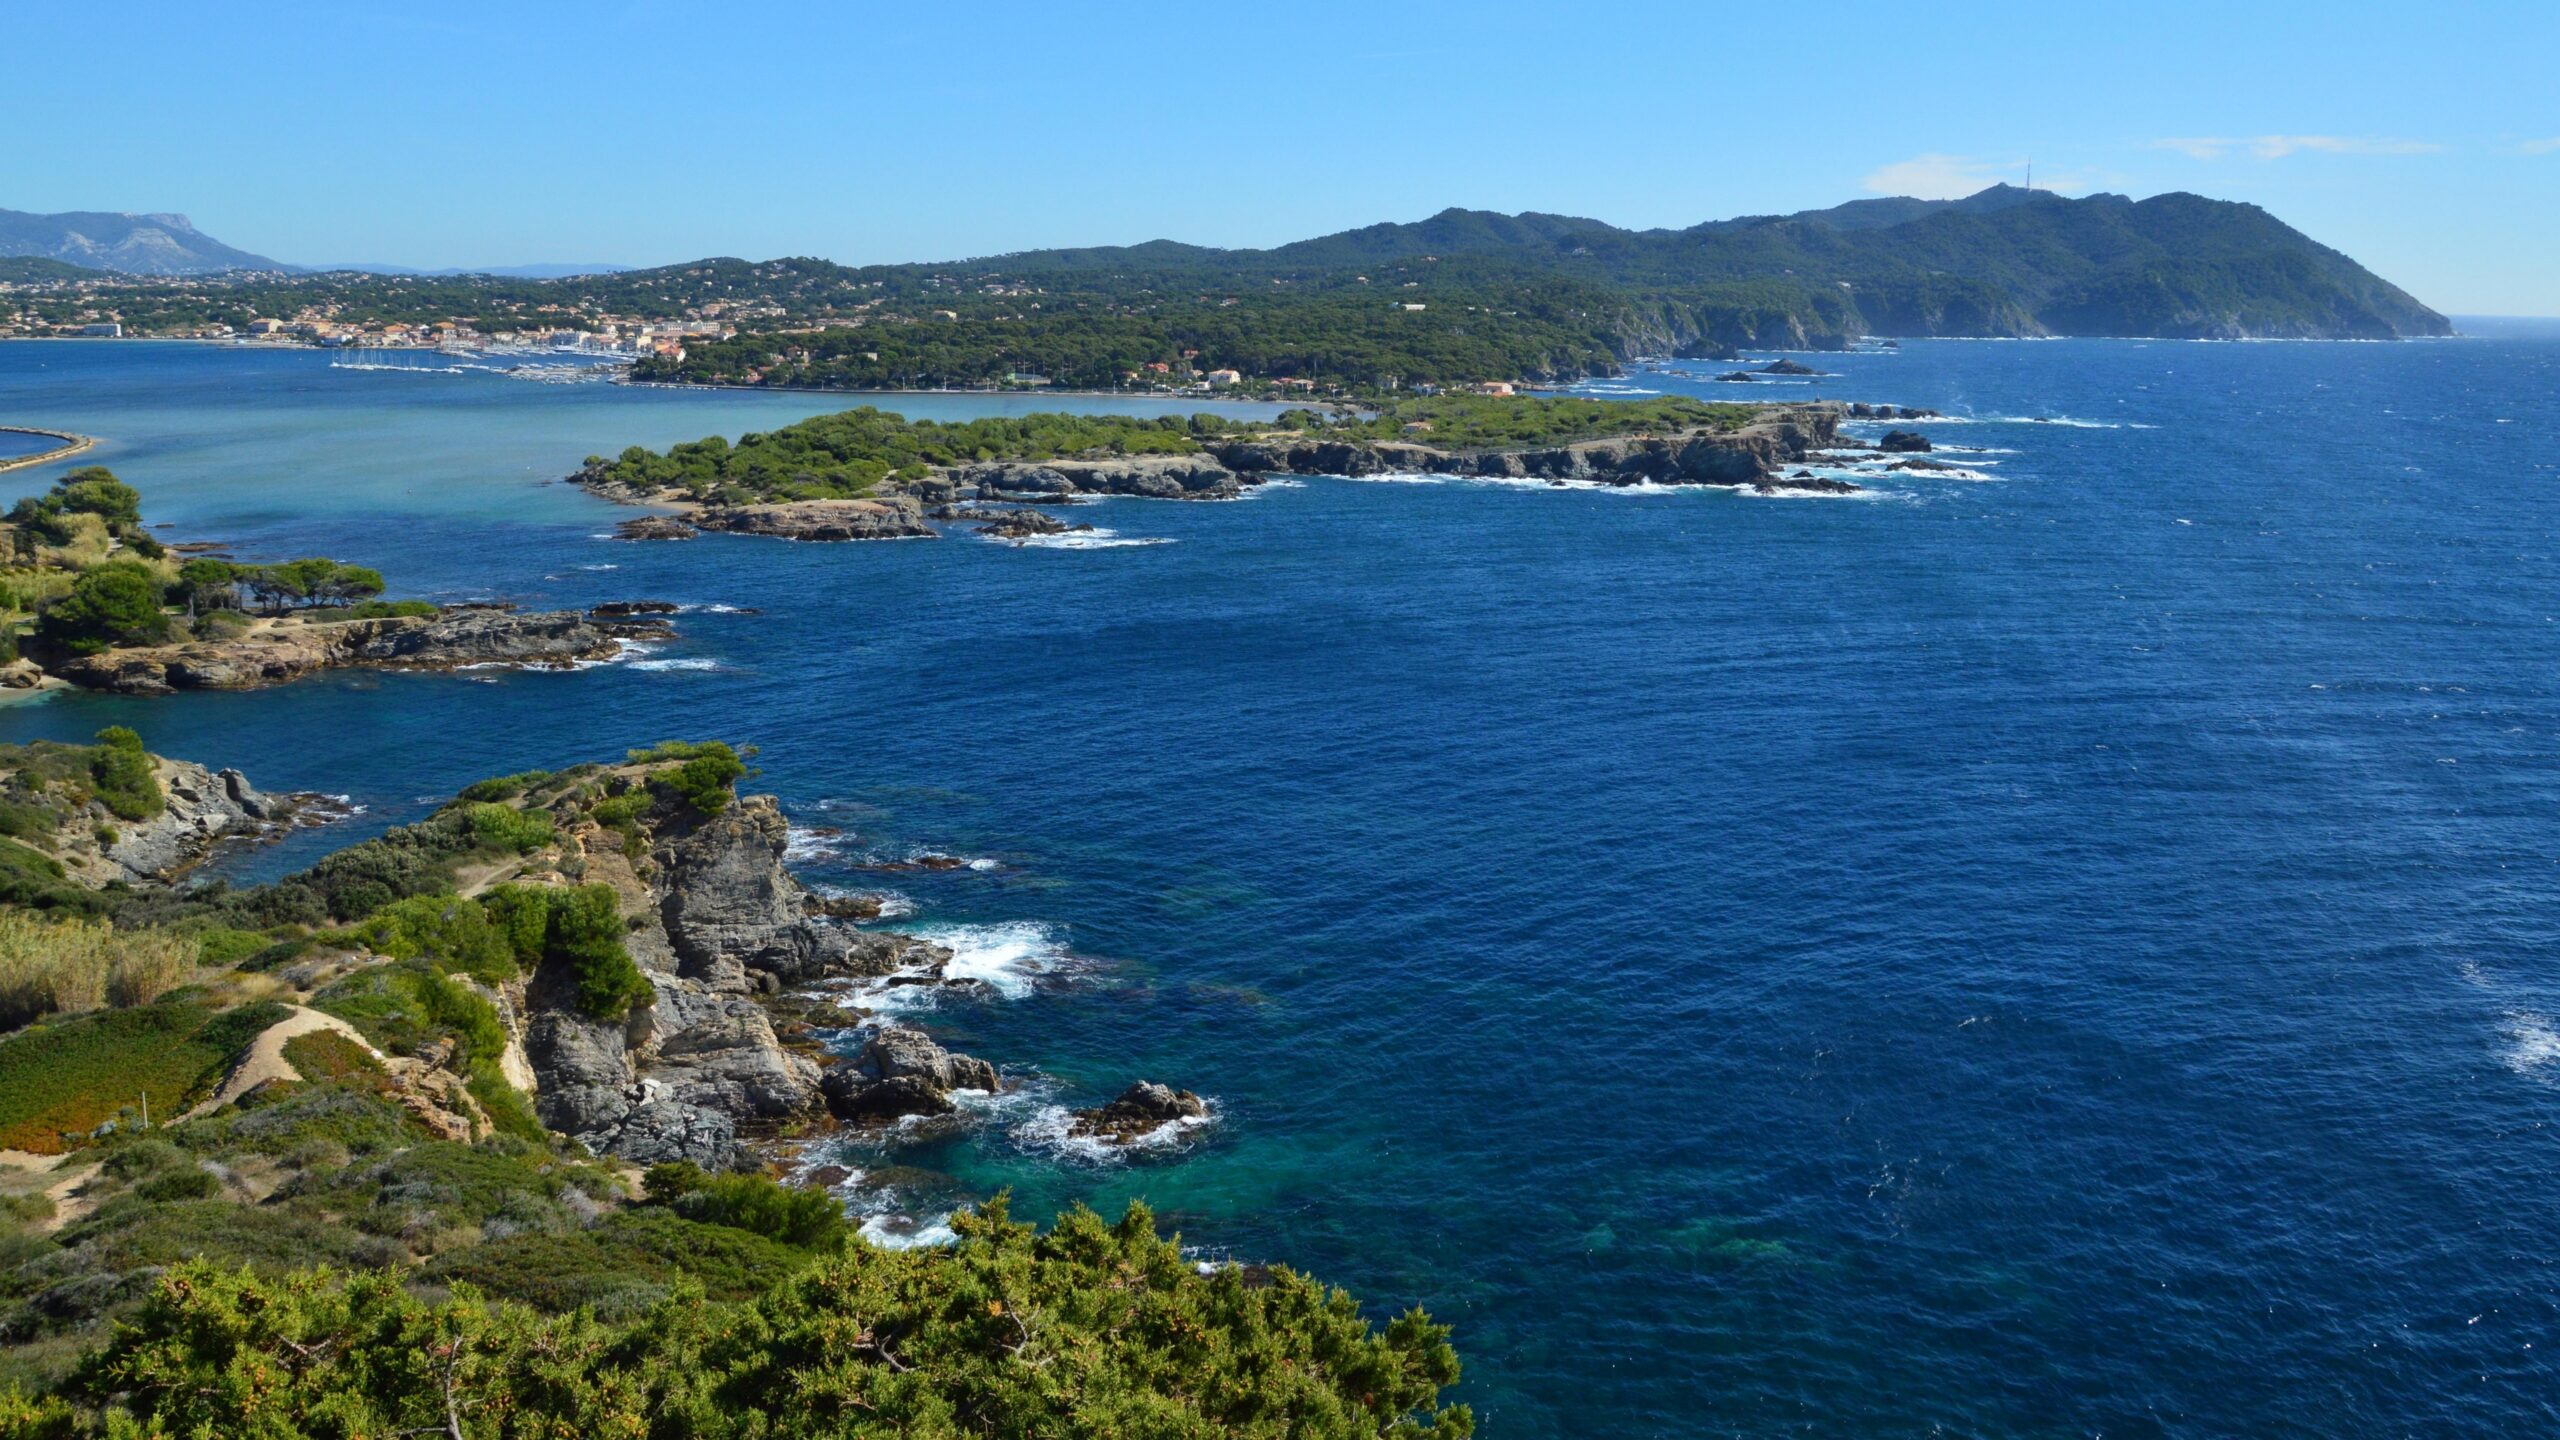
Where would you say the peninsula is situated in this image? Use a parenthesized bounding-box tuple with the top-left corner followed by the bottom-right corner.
(0, 466, 672, 695)
(576, 394, 1875, 542)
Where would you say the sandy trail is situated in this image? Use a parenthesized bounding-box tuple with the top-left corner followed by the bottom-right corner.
(180, 1005, 382, 1121)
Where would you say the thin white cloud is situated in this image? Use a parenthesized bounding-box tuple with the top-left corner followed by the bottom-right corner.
(2519, 137, 2560, 155)
(1862, 154, 2097, 200)
(2154, 135, 2443, 160)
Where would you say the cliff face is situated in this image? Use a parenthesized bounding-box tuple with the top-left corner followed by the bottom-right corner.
(1212, 405, 1842, 488)
(48, 608, 670, 695)
(521, 793, 946, 1167)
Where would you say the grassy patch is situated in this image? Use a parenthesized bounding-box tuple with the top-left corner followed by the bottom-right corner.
(0, 998, 285, 1153)
(280, 1029, 384, 1087)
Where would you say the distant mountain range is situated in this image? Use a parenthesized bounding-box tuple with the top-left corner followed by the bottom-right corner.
(0, 209, 283, 275)
(1, 188, 2449, 342)
(985, 184, 2450, 342)
(308, 262, 632, 279)
(0, 209, 624, 280)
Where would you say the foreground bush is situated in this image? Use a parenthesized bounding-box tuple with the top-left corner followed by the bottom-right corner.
(60, 1197, 1470, 1438)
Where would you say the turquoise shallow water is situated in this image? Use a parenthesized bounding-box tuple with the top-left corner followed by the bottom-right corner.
(5, 337, 2560, 1435)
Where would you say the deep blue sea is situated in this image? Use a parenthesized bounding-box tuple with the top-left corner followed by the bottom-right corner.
(5, 336, 2559, 1436)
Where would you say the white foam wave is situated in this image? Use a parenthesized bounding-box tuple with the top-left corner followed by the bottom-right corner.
(2502, 1011, 2560, 1081)
(1010, 1098, 1217, 1164)
(579, 562, 620, 570)
(905, 921, 1063, 1000)
(784, 825, 852, 862)
(628, 656, 724, 672)
(1007, 528, 1173, 549)
(859, 1214, 959, 1249)
(842, 920, 1070, 1016)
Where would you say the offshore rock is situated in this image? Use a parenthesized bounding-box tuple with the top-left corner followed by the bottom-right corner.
(1877, 430, 1933, 453)
(686, 496, 935, 542)
(614, 515, 698, 540)
(1068, 1082, 1208, 1144)
(821, 1026, 1000, 1120)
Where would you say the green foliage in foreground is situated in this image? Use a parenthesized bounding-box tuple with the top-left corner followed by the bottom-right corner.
(646, 1161, 848, 1250)
(1304, 393, 1761, 449)
(45, 1198, 1469, 1439)
(581, 408, 1228, 504)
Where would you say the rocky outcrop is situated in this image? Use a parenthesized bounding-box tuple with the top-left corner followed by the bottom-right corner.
(523, 786, 953, 1166)
(1068, 1082, 1207, 1144)
(976, 510, 1091, 541)
(686, 496, 934, 542)
(100, 758, 300, 884)
(48, 607, 671, 695)
(1758, 359, 1821, 376)
(958, 454, 1244, 502)
(657, 797, 945, 990)
(820, 1027, 1000, 1121)
(614, 515, 698, 540)
(1207, 404, 1846, 492)
(591, 600, 679, 618)
(1877, 430, 1932, 453)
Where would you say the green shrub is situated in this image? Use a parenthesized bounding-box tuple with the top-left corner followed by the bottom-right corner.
(33, 562, 171, 656)
(462, 802, 553, 854)
(189, 927, 270, 967)
(66, 1197, 1472, 1439)
(427, 1207, 804, 1313)
(278, 1030, 383, 1086)
(631, 741, 748, 816)
(356, 895, 522, 985)
(0, 802, 57, 842)
(343, 599, 437, 619)
(540, 885, 651, 1020)
(190, 609, 251, 641)
(132, 1167, 220, 1202)
(654, 1166, 846, 1250)
(458, 770, 553, 803)
(85, 729, 161, 823)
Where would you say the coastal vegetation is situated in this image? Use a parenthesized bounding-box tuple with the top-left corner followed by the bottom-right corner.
(583, 409, 1229, 502)
(1305, 394, 1760, 449)
(0, 734, 1472, 1434)
(0, 466, 447, 677)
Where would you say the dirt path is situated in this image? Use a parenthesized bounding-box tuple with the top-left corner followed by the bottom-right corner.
(180, 1005, 382, 1121)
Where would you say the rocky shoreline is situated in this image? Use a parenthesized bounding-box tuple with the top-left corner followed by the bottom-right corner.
(40, 603, 674, 696)
(502, 772, 1203, 1172)
(584, 403, 1866, 541)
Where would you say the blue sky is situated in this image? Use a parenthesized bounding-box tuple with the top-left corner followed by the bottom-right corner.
(8, 1, 2556, 313)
